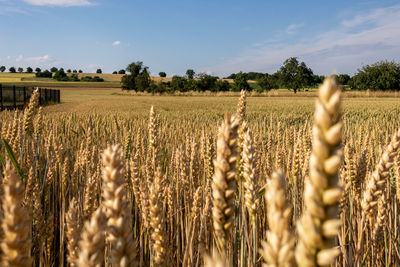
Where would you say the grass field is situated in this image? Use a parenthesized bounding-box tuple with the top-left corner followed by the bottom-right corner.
(0, 79, 400, 266)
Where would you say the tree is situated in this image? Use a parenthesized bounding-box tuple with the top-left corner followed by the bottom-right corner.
(53, 69, 68, 81)
(113, 71, 118, 74)
(197, 75, 218, 92)
(73, 70, 78, 73)
(50, 67, 58, 73)
(232, 71, 250, 91)
(337, 74, 351, 85)
(118, 69, 126, 74)
(122, 61, 149, 91)
(9, 67, 16, 73)
(349, 61, 400, 91)
(96, 69, 102, 74)
(135, 68, 151, 92)
(67, 69, 72, 73)
(0, 66, 6, 72)
(35, 67, 41, 73)
(78, 70, 83, 73)
(36, 70, 52, 78)
(159, 72, 166, 78)
(278, 57, 314, 93)
(18, 67, 23, 73)
(170, 76, 188, 92)
(26, 67, 33, 73)
(257, 74, 276, 91)
(186, 69, 195, 79)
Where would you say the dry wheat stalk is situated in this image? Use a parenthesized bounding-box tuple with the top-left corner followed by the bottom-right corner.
(295, 76, 343, 267)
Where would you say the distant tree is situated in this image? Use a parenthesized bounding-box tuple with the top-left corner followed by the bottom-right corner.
(122, 61, 149, 91)
(247, 72, 265, 80)
(278, 57, 314, 93)
(170, 76, 188, 92)
(215, 80, 231, 92)
(197, 75, 218, 92)
(67, 69, 72, 73)
(312, 74, 324, 85)
(232, 71, 250, 91)
(9, 67, 16, 73)
(26, 67, 33, 73)
(18, 67, 23, 73)
(135, 67, 151, 92)
(78, 70, 83, 73)
(50, 67, 58, 73)
(96, 69, 102, 74)
(53, 69, 68, 81)
(337, 74, 351, 85)
(73, 70, 78, 73)
(349, 61, 400, 91)
(257, 74, 277, 91)
(36, 70, 52, 78)
(186, 69, 195, 79)
(225, 73, 237, 79)
(118, 69, 126, 74)
(35, 67, 41, 73)
(113, 71, 118, 74)
(159, 71, 166, 77)
(0, 66, 6, 72)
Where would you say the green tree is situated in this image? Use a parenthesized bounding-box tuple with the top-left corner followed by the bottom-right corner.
(50, 67, 58, 73)
(257, 74, 276, 91)
(232, 71, 250, 91)
(159, 72, 166, 77)
(18, 67, 23, 73)
(135, 67, 151, 92)
(9, 67, 16, 73)
(0, 66, 6, 72)
(118, 69, 126, 74)
(122, 61, 150, 91)
(170, 76, 188, 92)
(113, 71, 118, 74)
(26, 67, 33, 73)
(53, 69, 68, 81)
(67, 69, 72, 73)
(197, 75, 218, 92)
(337, 74, 350, 85)
(278, 57, 314, 93)
(35, 67, 41, 73)
(349, 61, 400, 91)
(73, 70, 78, 73)
(78, 70, 83, 73)
(186, 69, 195, 79)
(96, 69, 102, 74)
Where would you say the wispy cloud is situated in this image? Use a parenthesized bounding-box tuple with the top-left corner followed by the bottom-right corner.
(285, 23, 304, 34)
(23, 0, 93, 7)
(16, 55, 23, 62)
(207, 5, 400, 76)
(25, 55, 51, 63)
(112, 40, 121, 46)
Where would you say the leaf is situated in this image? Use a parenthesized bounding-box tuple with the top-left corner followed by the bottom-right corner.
(0, 150, 5, 167)
(2, 139, 25, 180)
(257, 184, 266, 199)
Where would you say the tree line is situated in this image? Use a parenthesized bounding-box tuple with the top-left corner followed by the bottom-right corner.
(121, 58, 400, 93)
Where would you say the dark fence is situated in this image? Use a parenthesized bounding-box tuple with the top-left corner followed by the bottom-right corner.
(0, 84, 60, 111)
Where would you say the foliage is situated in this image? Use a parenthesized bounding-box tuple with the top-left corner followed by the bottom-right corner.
(35, 70, 52, 78)
(67, 69, 72, 73)
(50, 67, 58, 73)
(17, 67, 23, 73)
(232, 71, 250, 91)
(349, 61, 400, 91)
(186, 69, 195, 79)
(118, 69, 126, 74)
(81, 76, 104, 82)
(337, 74, 350, 85)
(35, 68, 41, 73)
(121, 61, 150, 91)
(257, 74, 277, 92)
(26, 67, 33, 73)
(0, 66, 5, 72)
(159, 72, 166, 78)
(278, 57, 314, 93)
(96, 69, 102, 74)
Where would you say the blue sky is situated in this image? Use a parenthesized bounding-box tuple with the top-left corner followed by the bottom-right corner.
(0, 0, 399, 76)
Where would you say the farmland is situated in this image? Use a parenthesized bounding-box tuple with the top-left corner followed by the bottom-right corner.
(1, 78, 400, 266)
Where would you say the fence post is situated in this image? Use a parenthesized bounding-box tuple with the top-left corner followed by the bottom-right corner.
(23, 86, 27, 103)
(13, 85, 16, 109)
(0, 84, 3, 111)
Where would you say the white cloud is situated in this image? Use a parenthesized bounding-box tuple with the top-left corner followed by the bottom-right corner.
(206, 5, 400, 76)
(25, 55, 52, 64)
(113, 40, 121, 46)
(285, 23, 304, 34)
(23, 0, 93, 6)
(16, 55, 23, 62)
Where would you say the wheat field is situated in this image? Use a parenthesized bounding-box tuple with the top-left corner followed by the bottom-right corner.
(0, 76, 399, 266)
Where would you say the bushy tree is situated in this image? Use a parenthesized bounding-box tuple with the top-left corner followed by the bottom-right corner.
(35, 67, 41, 73)
(26, 67, 33, 73)
(18, 67, 23, 73)
(170, 76, 188, 92)
(349, 61, 400, 91)
(113, 71, 118, 74)
(96, 69, 102, 74)
(9, 67, 16, 73)
(50, 67, 58, 73)
(186, 69, 195, 79)
(232, 71, 250, 91)
(197, 75, 218, 91)
(215, 80, 230, 92)
(118, 69, 126, 74)
(278, 57, 314, 93)
(337, 74, 350, 85)
(78, 70, 83, 73)
(0, 66, 5, 72)
(122, 61, 151, 91)
(53, 69, 68, 81)
(36, 70, 52, 78)
(67, 69, 72, 73)
(73, 70, 78, 73)
(257, 74, 277, 91)
(159, 72, 166, 77)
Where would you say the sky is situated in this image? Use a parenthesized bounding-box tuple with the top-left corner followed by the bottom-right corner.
(0, 0, 399, 77)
